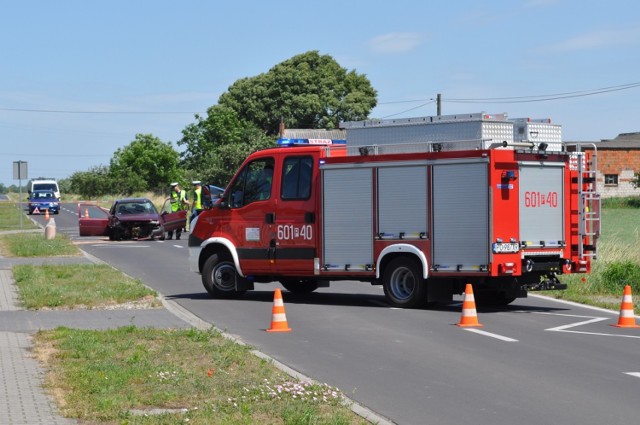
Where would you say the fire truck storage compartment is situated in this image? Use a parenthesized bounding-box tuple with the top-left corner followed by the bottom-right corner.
(377, 165, 428, 239)
(342, 113, 514, 153)
(518, 162, 564, 248)
(322, 167, 373, 271)
(431, 161, 489, 271)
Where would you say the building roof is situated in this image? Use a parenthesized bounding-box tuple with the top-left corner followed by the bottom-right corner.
(596, 132, 640, 149)
(567, 132, 640, 150)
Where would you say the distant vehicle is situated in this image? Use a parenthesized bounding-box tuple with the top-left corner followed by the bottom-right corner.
(77, 198, 186, 241)
(27, 190, 59, 215)
(28, 179, 60, 200)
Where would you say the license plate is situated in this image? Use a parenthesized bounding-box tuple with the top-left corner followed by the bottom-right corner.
(492, 242, 520, 253)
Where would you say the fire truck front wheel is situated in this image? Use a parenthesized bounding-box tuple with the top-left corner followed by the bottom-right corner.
(202, 254, 247, 298)
(383, 257, 427, 308)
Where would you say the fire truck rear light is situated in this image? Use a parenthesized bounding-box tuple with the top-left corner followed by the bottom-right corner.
(577, 260, 588, 272)
(500, 262, 515, 274)
(501, 170, 516, 180)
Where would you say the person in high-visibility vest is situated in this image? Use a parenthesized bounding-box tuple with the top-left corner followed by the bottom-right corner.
(167, 182, 189, 240)
(190, 180, 203, 224)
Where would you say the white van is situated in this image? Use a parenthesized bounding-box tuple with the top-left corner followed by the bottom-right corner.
(28, 179, 61, 199)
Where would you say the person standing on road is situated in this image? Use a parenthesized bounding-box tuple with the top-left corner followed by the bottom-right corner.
(167, 182, 189, 240)
(190, 180, 203, 224)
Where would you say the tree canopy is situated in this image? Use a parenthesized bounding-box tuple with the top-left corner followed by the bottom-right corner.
(109, 134, 181, 194)
(178, 105, 273, 186)
(53, 51, 378, 197)
(218, 50, 377, 135)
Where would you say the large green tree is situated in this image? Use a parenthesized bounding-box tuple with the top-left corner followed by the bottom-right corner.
(109, 134, 180, 194)
(218, 50, 377, 135)
(179, 105, 273, 186)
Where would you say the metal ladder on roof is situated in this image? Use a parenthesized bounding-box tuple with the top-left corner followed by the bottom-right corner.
(575, 143, 600, 260)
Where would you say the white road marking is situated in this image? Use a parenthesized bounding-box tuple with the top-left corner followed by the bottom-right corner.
(91, 244, 150, 248)
(624, 372, 640, 379)
(173, 244, 183, 249)
(537, 312, 640, 339)
(464, 328, 518, 342)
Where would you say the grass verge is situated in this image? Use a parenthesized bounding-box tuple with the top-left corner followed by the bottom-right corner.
(0, 200, 38, 231)
(554, 208, 640, 314)
(0, 232, 80, 257)
(35, 326, 366, 424)
(13, 264, 159, 310)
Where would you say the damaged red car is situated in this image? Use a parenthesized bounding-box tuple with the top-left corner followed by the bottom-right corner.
(78, 198, 186, 241)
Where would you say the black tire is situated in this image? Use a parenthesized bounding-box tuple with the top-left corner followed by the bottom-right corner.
(382, 257, 427, 308)
(280, 279, 319, 294)
(202, 254, 247, 298)
(109, 228, 122, 241)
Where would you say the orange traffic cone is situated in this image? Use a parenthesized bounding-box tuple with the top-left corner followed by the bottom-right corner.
(266, 288, 292, 332)
(611, 285, 640, 328)
(456, 283, 483, 327)
(44, 209, 50, 220)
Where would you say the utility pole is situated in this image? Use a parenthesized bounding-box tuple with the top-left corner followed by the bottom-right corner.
(436, 93, 442, 116)
(13, 160, 28, 228)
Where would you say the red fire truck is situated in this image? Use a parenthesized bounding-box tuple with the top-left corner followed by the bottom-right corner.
(188, 114, 599, 307)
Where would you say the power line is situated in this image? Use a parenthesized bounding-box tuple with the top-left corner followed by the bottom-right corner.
(0, 107, 202, 114)
(382, 100, 436, 119)
(447, 82, 640, 103)
(378, 81, 640, 117)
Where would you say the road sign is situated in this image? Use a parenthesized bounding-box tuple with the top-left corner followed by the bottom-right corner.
(13, 161, 28, 180)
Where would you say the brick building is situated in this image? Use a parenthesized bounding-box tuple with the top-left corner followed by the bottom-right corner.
(581, 132, 640, 198)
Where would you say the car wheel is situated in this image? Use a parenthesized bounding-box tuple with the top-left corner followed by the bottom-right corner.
(382, 257, 427, 308)
(202, 254, 247, 298)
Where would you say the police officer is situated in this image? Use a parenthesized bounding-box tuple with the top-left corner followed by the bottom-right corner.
(167, 182, 189, 240)
(190, 180, 203, 224)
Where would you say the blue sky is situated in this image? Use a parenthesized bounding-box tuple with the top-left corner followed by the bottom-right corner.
(1, 0, 639, 188)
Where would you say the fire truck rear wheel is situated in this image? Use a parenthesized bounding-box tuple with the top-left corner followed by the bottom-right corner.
(383, 257, 427, 308)
(202, 254, 247, 298)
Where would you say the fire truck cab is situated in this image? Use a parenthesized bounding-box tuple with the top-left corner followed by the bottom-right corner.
(188, 114, 599, 308)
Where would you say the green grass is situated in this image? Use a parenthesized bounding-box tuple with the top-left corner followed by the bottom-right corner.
(35, 327, 365, 424)
(13, 264, 159, 309)
(0, 232, 80, 257)
(0, 200, 38, 230)
(554, 208, 640, 313)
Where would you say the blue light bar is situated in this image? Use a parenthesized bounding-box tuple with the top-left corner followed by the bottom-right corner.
(277, 138, 346, 146)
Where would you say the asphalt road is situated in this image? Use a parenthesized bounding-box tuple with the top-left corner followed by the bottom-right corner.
(34, 203, 640, 425)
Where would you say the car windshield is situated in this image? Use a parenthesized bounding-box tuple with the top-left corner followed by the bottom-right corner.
(115, 201, 156, 215)
(34, 184, 57, 192)
(33, 192, 55, 199)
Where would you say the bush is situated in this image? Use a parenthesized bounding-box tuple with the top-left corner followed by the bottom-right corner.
(599, 261, 640, 293)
